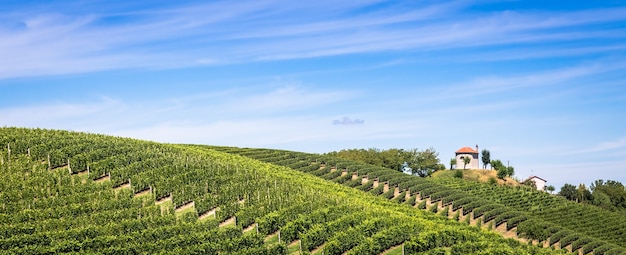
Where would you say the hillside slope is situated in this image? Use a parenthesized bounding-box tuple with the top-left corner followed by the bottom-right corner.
(0, 127, 566, 254)
(209, 146, 626, 255)
(431, 169, 519, 186)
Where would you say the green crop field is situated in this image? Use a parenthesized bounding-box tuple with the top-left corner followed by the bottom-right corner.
(0, 128, 623, 254)
(208, 146, 626, 255)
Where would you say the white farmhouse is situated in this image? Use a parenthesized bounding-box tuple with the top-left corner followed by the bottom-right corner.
(522, 176, 547, 191)
(455, 145, 479, 170)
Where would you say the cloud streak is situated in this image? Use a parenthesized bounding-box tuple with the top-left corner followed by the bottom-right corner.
(569, 137, 626, 154)
(2, 1, 626, 79)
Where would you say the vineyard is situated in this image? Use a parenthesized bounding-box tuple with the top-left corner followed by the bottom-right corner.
(0, 128, 620, 254)
(206, 146, 626, 255)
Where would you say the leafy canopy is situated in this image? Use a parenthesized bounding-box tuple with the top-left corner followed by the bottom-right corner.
(327, 147, 445, 177)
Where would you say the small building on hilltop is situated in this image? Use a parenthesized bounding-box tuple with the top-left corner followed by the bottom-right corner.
(455, 145, 479, 169)
(522, 176, 547, 191)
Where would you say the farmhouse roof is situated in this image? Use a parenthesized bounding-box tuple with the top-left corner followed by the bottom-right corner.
(523, 176, 547, 183)
(455, 147, 477, 153)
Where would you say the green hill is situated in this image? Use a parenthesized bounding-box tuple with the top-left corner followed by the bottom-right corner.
(0, 127, 619, 254)
(208, 146, 626, 255)
(431, 169, 520, 186)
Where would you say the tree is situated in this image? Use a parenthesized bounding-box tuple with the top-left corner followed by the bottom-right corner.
(407, 147, 443, 177)
(591, 191, 612, 210)
(497, 168, 507, 179)
(462, 156, 471, 170)
(505, 166, 514, 178)
(380, 148, 411, 172)
(576, 184, 592, 203)
(558, 184, 577, 201)
(327, 148, 409, 172)
(590, 179, 626, 210)
(328, 147, 444, 177)
(491, 159, 508, 179)
(480, 149, 490, 169)
(491, 159, 504, 171)
(450, 158, 456, 170)
(545, 185, 555, 194)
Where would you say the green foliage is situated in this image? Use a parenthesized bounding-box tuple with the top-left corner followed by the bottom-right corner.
(553, 179, 626, 213)
(506, 166, 514, 178)
(453, 211, 460, 222)
(179, 211, 197, 223)
(405, 194, 417, 207)
(325, 148, 410, 172)
(12, 126, 613, 255)
(462, 156, 471, 169)
(491, 159, 504, 171)
(428, 204, 438, 214)
(368, 184, 385, 196)
(439, 206, 449, 217)
(454, 170, 463, 179)
(1, 128, 579, 255)
(495, 160, 513, 179)
(326, 147, 444, 177)
(417, 200, 427, 210)
(480, 149, 490, 169)
(590, 179, 626, 211)
(382, 188, 396, 200)
(517, 220, 551, 242)
(558, 184, 578, 201)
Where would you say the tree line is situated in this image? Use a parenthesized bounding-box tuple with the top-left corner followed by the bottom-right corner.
(558, 179, 626, 212)
(325, 148, 446, 177)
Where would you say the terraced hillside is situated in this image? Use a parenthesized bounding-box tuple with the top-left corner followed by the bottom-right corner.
(0, 128, 569, 254)
(208, 146, 626, 255)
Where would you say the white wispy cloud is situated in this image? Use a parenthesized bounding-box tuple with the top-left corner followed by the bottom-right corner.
(1, 1, 625, 79)
(0, 97, 123, 128)
(221, 85, 354, 114)
(430, 61, 626, 101)
(0, 84, 358, 136)
(569, 137, 626, 154)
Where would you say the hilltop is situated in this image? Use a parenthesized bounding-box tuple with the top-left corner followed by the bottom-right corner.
(432, 169, 521, 187)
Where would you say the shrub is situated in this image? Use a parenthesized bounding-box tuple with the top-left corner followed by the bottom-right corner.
(405, 194, 417, 207)
(439, 206, 449, 217)
(581, 240, 603, 255)
(428, 204, 438, 214)
(592, 244, 618, 255)
(454, 170, 463, 179)
(382, 188, 396, 200)
(417, 200, 427, 210)
(393, 191, 407, 203)
(571, 237, 592, 252)
(368, 185, 385, 195)
(506, 215, 528, 231)
(517, 219, 551, 242)
(559, 233, 581, 248)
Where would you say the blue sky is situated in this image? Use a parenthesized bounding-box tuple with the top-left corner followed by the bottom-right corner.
(1, 0, 625, 189)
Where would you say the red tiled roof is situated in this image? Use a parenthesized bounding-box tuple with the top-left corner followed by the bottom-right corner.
(455, 147, 477, 153)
